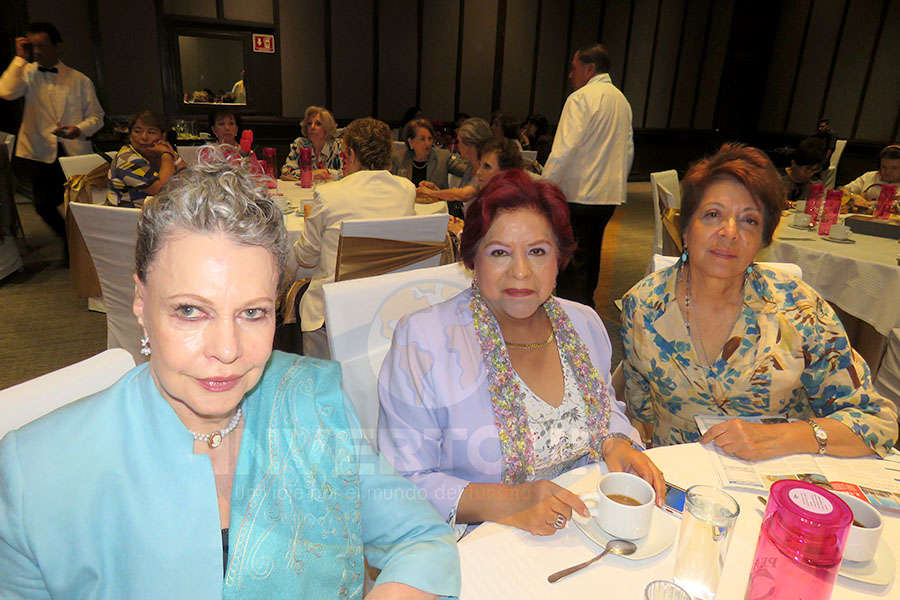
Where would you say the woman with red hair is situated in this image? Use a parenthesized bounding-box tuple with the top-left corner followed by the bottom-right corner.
(378, 170, 664, 538)
(622, 143, 897, 460)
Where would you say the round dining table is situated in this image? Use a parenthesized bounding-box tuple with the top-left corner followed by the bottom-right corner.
(457, 443, 898, 599)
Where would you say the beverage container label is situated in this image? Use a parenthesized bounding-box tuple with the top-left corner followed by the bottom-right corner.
(788, 488, 833, 514)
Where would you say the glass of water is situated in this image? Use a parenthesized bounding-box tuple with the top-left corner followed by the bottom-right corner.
(672, 486, 740, 600)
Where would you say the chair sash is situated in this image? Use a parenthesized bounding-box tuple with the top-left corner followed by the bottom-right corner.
(660, 206, 683, 256)
(64, 163, 109, 298)
(334, 235, 452, 282)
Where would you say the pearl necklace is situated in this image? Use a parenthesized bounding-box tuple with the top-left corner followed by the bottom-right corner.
(190, 407, 243, 449)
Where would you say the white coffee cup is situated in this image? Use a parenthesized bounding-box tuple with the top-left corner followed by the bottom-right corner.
(794, 200, 807, 213)
(594, 472, 655, 540)
(830, 224, 852, 240)
(793, 213, 812, 227)
(836, 492, 883, 563)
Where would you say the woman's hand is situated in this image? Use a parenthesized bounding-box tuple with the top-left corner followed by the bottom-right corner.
(602, 437, 666, 506)
(418, 181, 439, 192)
(312, 168, 332, 181)
(700, 419, 806, 460)
(144, 140, 174, 158)
(280, 173, 299, 181)
(498, 479, 589, 536)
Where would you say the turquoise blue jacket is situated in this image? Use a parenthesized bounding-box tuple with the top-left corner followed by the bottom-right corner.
(0, 351, 459, 598)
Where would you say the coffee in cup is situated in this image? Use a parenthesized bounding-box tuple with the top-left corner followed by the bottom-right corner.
(793, 213, 812, 227)
(835, 493, 883, 562)
(594, 472, 655, 539)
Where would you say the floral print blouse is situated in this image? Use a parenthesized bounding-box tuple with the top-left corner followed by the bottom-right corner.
(281, 136, 343, 180)
(622, 263, 898, 457)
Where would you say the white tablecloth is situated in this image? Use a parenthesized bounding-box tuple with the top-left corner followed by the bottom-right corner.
(758, 219, 900, 336)
(458, 443, 898, 599)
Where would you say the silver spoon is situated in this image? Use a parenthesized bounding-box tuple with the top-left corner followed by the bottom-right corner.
(547, 539, 637, 583)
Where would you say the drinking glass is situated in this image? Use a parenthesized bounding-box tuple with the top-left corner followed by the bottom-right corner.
(644, 580, 691, 600)
(672, 486, 740, 600)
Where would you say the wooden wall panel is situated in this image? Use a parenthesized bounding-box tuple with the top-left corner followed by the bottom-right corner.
(330, 0, 374, 120)
(855, 0, 900, 141)
(532, 0, 569, 121)
(756, 0, 811, 133)
(378, 0, 418, 123)
(279, 0, 326, 119)
(785, 0, 844, 134)
(601, 0, 629, 87)
(28, 0, 97, 83)
(821, 0, 881, 138)
(622, 0, 658, 127)
(691, 0, 732, 129)
(457, 0, 499, 118)
(668, 0, 708, 128)
(420, 0, 459, 122)
(567, 0, 604, 59)
(222, 0, 274, 24)
(499, 0, 538, 119)
(163, 0, 216, 18)
(645, 0, 684, 128)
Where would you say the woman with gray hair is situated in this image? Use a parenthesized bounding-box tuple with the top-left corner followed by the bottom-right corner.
(0, 145, 459, 599)
(415, 117, 492, 218)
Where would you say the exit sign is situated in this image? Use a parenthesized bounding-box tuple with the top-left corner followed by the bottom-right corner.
(252, 34, 275, 54)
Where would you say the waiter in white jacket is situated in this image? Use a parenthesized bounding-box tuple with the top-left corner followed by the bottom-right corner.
(0, 22, 104, 258)
(543, 43, 633, 307)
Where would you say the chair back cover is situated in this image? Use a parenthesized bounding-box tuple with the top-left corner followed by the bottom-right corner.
(323, 262, 472, 444)
(0, 348, 135, 438)
(334, 213, 450, 282)
(650, 170, 681, 256)
(69, 203, 143, 361)
(0, 147, 22, 281)
(651, 254, 803, 279)
(60, 152, 116, 204)
(521, 150, 538, 163)
(830, 139, 847, 169)
(874, 328, 900, 411)
(0, 131, 15, 160)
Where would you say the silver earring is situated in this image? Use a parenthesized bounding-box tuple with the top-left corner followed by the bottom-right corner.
(140, 334, 152, 356)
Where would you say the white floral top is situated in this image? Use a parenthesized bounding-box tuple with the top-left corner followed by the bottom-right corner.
(517, 353, 591, 480)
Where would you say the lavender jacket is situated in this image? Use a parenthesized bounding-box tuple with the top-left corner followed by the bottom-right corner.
(377, 288, 641, 521)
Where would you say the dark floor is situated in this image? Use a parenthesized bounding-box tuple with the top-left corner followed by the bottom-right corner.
(0, 183, 656, 389)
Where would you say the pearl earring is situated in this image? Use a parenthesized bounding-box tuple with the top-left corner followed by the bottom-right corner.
(140, 334, 152, 356)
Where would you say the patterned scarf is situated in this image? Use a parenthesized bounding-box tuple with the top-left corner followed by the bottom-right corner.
(469, 288, 613, 483)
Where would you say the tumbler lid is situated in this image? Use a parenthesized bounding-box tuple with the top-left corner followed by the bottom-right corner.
(765, 480, 852, 566)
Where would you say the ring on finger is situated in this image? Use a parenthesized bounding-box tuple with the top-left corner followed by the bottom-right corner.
(553, 514, 566, 529)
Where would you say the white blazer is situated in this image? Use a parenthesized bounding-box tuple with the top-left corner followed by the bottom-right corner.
(0, 58, 104, 163)
(293, 169, 416, 331)
(543, 73, 633, 206)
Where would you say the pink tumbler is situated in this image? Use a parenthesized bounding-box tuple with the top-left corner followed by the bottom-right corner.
(299, 148, 313, 188)
(745, 480, 852, 600)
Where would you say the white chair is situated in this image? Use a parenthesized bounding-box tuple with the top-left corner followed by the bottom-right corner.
(322, 262, 472, 444)
(176, 145, 201, 166)
(874, 328, 900, 411)
(650, 254, 802, 279)
(69, 203, 143, 362)
(521, 150, 537, 163)
(414, 201, 449, 215)
(392, 141, 407, 153)
(334, 213, 450, 282)
(650, 170, 681, 257)
(0, 348, 134, 438)
(0, 131, 15, 160)
(60, 152, 116, 205)
(830, 139, 847, 170)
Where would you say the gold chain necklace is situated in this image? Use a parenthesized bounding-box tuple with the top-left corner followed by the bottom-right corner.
(504, 330, 554, 350)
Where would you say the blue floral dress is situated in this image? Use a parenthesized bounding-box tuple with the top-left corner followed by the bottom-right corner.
(281, 136, 343, 180)
(621, 263, 898, 456)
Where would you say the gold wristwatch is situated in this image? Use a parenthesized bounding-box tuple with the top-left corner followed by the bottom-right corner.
(806, 419, 827, 454)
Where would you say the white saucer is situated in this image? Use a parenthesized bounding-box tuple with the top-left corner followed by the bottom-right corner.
(838, 537, 894, 586)
(789, 224, 812, 230)
(572, 493, 678, 560)
(825, 236, 855, 244)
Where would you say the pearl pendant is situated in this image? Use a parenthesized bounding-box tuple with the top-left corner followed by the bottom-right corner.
(208, 431, 223, 448)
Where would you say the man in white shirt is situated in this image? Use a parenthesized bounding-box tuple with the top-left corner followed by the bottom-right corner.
(293, 117, 416, 359)
(842, 145, 900, 203)
(543, 43, 633, 307)
(0, 22, 104, 257)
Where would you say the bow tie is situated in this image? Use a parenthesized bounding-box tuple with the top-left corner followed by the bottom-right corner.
(38, 66, 58, 74)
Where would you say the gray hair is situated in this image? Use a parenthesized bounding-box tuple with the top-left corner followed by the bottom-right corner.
(457, 117, 493, 150)
(135, 145, 289, 284)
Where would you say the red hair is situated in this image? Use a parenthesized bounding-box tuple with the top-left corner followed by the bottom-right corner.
(681, 143, 785, 245)
(460, 170, 575, 269)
